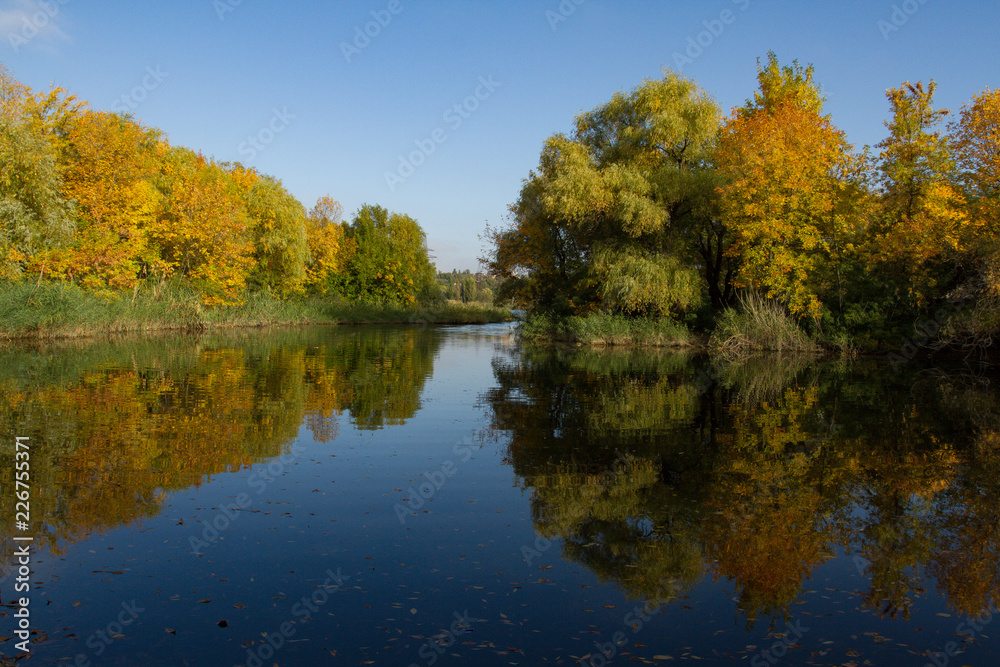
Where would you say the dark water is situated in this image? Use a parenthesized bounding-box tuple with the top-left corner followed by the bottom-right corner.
(1, 324, 999, 666)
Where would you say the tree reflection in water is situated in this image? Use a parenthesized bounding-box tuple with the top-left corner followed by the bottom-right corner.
(482, 345, 1000, 626)
(0, 326, 442, 567)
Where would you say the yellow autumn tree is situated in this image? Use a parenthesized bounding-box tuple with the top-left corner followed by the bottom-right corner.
(955, 88, 1000, 238)
(305, 195, 350, 293)
(716, 54, 863, 320)
(47, 110, 163, 291)
(150, 149, 253, 304)
(869, 81, 972, 308)
(949, 88, 1000, 339)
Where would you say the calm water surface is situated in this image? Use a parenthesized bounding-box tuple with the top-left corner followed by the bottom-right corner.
(1, 324, 999, 666)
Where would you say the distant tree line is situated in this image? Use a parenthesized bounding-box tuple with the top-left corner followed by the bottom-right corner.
(436, 269, 500, 304)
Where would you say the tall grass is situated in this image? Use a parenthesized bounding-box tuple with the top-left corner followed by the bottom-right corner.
(0, 281, 513, 340)
(520, 312, 694, 347)
(709, 292, 820, 355)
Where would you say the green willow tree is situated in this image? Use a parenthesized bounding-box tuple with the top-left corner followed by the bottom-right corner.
(237, 172, 310, 296)
(485, 71, 728, 316)
(0, 67, 74, 280)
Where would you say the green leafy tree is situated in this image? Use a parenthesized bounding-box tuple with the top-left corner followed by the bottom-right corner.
(0, 67, 74, 280)
(485, 71, 724, 315)
(236, 171, 310, 296)
(333, 204, 436, 304)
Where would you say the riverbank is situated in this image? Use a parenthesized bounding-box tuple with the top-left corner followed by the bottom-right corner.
(516, 306, 996, 358)
(520, 312, 698, 348)
(0, 281, 514, 340)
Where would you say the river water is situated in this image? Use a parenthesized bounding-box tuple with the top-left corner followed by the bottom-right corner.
(1, 323, 998, 665)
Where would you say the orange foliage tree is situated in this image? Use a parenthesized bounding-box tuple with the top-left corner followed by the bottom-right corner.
(716, 54, 864, 320)
(46, 110, 163, 290)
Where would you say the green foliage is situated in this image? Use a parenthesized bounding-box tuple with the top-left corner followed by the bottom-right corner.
(485, 70, 724, 317)
(520, 312, 693, 347)
(239, 173, 309, 296)
(0, 70, 74, 279)
(333, 204, 437, 305)
(858, 80, 979, 332)
(877, 81, 954, 219)
(592, 245, 703, 316)
(489, 56, 1000, 350)
(0, 279, 512, 339)
(437, 269, 501, 304)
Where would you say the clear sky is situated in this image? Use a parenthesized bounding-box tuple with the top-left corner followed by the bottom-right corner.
(2, 0, 998, 271)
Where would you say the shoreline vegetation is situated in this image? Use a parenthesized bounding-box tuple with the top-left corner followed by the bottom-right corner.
(1, 66, 515, 342)
(0, 281, 514, 340)
(4, 59, 998, 357)
(1, 278, 985, 361)
(518, 291, 988, 358)
(482, 56, 1000, 359)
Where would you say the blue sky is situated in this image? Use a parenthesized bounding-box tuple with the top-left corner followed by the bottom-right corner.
(2, 0, 998, 271)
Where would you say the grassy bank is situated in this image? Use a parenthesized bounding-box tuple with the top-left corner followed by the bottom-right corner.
(520, 312, 695, 347)
(0, 282, 514, 340)
(709, 293, 822, 355)
(520, 296, 823, 353)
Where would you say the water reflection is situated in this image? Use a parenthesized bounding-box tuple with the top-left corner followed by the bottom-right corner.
(3, 325, 999, 660)
(0, 326, 442, 566)
(482, 345, 1000, 624)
